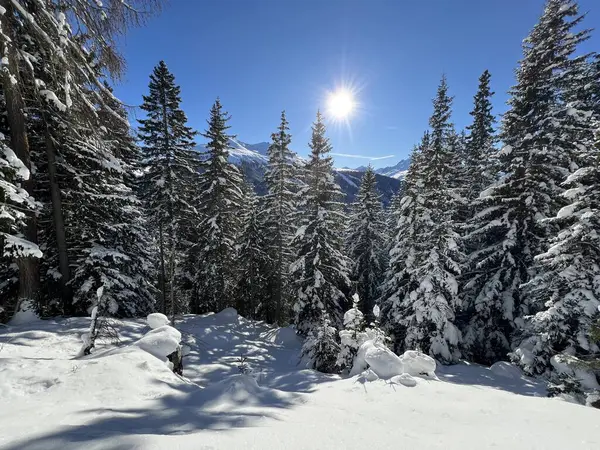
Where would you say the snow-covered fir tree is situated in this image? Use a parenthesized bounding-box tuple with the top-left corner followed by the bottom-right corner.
(381, 77, 463, 363)
(194, 99, 245, 314)
(336, 294, 366, 373)
(291, 112, 350, 371)
(262, 111, 297, 324)
(464, 0, 594, 364)
(514, 127, 600, 376)
(0, 0, 161, 320)
(346, 166, 387, 323)
(235, 184, 270, 319)
(138, 61, 200, 315)
(463, 70, 497, 207)
(380, 140, 426, 354)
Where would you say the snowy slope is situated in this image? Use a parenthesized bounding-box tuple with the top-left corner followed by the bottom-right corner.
(353, 157, 411, 180)
(1, 313, 599, 450)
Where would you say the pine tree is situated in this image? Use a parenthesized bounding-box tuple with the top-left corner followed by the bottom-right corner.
(138, 61, 200, 315)
(514, 128, 600, 375)
(465, 0, 594, 364)
(290, 112, 351, 357)
(235, 184, 270, 319)
(381, 77, 463, 363)
(194, 99, 245, 314)
(464, 70, 497, 206)
(262, 111, 297, 324)
(0, 0, 161, 320)
(380, 141, 425, 354)
(346, 166, 387, 324)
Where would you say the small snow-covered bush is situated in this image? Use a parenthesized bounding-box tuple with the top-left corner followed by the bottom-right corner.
(336, 297, 365, 373)
(337, 297, 390, 375)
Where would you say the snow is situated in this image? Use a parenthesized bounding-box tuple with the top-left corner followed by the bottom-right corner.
(271, 326, 301, 347)
(1, 313, 599, 449)
(490, 361, 524, 380)
(214, 307, 239, 324)
(147, 312, 170, 329)
(550, 354, 600, 391)
(400, 350, 437, 376)
(132, 325, 182, 363)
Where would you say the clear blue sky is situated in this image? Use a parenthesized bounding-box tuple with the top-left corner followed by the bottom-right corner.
(114, 0, 599, 169)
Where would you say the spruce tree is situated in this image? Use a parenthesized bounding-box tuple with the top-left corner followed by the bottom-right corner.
(262, 111, 297, 324)
(465, 0, 594, 364)
(291, 112, 350, 371)
(194, 99, 245, 314)
(381, 77, 463, 363)
(346, 166, 387, 324)
(514, 129, 600, 375)
(380, 141, 426, 354)
(464, 70, 497, 206)
(138, 61, 200, 315)
(235, 187, 270, 320)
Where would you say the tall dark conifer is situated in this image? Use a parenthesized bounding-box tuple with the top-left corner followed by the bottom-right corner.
(138, 61, 200, 315)
(194, 99, 245, 314)
(291, 112, 350, 372)
(346, 166, 387, 323)
(262, 111, 297, 324)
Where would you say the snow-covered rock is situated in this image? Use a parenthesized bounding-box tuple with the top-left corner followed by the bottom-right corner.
(364, 343, 405, 379)
(147, 313, 170, 329)
(351, 341, 403, 379)
(490, 361, 523, 380)
(133, 325, 181, 363)
(400, 350, 436, 377)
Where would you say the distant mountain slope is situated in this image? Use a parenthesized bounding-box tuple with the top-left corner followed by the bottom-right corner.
(373, 158, 411, 180)
(196, 139, 402, 206)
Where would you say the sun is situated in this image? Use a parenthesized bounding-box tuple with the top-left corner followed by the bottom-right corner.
(326, 88, 356, 120)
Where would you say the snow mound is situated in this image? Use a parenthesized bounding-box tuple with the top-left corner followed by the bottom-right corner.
(273, 326, 301, 347)
(400, 350, 436, 377)
(490, 361, 523, 380)
(364, 343, 405, 379)
(352, 341, 437, 382)
(390, 373, 417, 387)
(147, 312, 170, 329)
(214, 307, 239, 324)
(217, 374, 260, 396)
(132, 325, 181, 363)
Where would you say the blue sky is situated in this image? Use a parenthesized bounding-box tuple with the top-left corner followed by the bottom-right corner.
(114, 0, 599, 169)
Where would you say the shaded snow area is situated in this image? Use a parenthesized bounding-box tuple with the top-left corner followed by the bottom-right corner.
(1, 312, 599, 450)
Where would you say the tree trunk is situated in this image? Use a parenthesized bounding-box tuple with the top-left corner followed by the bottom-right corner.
(44, 129, 72, 312)
(159, 222, 167, 314)
(169, 239, 176, 326)
(0, 2, 41, 313)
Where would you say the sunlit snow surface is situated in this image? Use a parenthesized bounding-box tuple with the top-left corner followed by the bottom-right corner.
(1, 312, 599, 450)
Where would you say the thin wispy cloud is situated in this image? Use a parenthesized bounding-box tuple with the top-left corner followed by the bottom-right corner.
(331, 153, 396, 161)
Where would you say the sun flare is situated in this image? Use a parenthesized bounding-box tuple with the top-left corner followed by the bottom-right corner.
(326, 89, 356, 120)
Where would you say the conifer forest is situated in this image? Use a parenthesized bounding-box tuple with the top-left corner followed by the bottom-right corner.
(1, 2, 600, 447)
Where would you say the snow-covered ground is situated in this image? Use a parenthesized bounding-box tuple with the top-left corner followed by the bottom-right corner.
(1, 311, 598, 450)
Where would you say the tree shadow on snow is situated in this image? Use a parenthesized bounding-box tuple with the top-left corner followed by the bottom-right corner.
(2, 375, 296, 449)
(436, 362, 547, 397)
